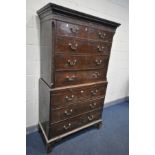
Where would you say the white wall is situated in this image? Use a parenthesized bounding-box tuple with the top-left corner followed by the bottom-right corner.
(26, 0, 129, 127)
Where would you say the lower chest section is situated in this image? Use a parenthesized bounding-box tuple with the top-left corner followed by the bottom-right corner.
(39, 80, 107, 140)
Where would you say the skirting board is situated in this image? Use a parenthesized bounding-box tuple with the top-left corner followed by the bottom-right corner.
(26, 96, 129, 135)
(104, 96, 129, 108)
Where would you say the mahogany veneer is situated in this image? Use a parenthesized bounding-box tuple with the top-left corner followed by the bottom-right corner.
(37, 3, 120, 152)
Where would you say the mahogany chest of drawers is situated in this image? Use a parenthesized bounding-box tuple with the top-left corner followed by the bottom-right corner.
(37, 3, 120, 152)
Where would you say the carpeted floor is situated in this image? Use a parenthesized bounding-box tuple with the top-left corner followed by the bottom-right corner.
(26, 101, 129, 155)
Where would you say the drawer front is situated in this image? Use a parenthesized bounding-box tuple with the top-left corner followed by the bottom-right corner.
(55, 54, 109, 71)
(88, 27, 114, 42)
(54, 70, 107, 87)
(55, 37, 112, 55)
(51, 98, 104, 123)
(57, 21, 88, 39)
(50, 110, 101, 138)
(56, 21, 114, 42)
(51, 82, 107, 109)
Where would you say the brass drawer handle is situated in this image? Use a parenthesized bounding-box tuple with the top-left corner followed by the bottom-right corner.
(80, 90, 84, 93)
(85, 27, 88, 31)
(88, 115, 94, 121)
(65, 109, 73, 116)
(98, 32, 106, 39)
(63, 123, 71, 130)
(91, 89, 98, 96)
(68, 42, 78, 50)
(65, 95, 74, 101)
(97, 45, 105, 52)
(95, 59, 102, 65)
(70, 27, 79, 33)
(67, 59, 77, 66)
(92, 72, 101, 78)
(66, 75, 76, 82)
(89, 103, 97, 108)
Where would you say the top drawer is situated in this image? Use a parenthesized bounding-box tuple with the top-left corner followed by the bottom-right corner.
(57, 20, 88, 39)
(88, 27, 114, 42)
(56, 21, 114, 42)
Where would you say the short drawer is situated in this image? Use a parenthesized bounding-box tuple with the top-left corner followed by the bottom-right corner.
(50, 98, 104, 123)
(55, 36, 112, 55)
(55, 54, 109, 71)
(51, 82, 107, 109)
(50, 110, 102, 138)
(88, 27, 114, 42)
(54, 70, 107, 87)
(56, 21, 88, 39)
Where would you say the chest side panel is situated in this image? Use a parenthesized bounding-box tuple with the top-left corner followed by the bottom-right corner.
(40, 20, 53, 87)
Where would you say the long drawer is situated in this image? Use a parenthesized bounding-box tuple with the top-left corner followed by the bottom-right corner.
(55, 54, 109, 71)
(50, 97, 104, 123)
(55, 36, 112, 55)
(51, 82, 107, 109)
(50, 109, 102, 138)
(56, 20, 114, 42)
(54, 70, 107, 87)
